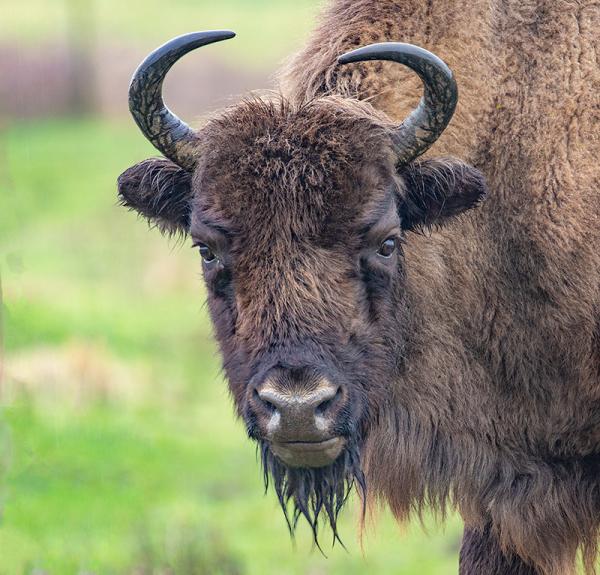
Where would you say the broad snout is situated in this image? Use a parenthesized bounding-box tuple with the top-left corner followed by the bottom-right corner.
(248, 367, 347, 468)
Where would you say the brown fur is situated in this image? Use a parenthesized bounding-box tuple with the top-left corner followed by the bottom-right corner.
(460, 525, 540, 575)
(118, 1, 600, 574)
(284, 2, 600, 573)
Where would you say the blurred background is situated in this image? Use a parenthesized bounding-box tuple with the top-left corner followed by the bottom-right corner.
(0, 1, 462, 573)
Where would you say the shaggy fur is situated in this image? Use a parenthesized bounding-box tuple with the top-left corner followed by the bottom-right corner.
(460, 525, 540, 575)
(118, 1, 600, 574)
(117, 158, 192, 235)
(259, 439, 365, 546)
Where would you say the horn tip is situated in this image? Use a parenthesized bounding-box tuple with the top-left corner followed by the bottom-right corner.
(338, 43, 397, 65)
(337, 52, 355, 66)
(220, 30, 236, 40)
(187, 29, 236, 43)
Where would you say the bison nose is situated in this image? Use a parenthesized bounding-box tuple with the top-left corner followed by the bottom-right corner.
(250, 368, 344, 443)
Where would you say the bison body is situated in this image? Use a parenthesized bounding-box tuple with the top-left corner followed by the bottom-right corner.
(118, 2, 600, 573)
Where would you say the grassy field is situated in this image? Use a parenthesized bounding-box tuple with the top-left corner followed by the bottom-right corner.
(0, 119, 463, 575)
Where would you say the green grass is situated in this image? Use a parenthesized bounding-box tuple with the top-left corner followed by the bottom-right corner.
(0, 119, 462, 574)
(2, 403, 462, 575)
(0, 0, 321, 69)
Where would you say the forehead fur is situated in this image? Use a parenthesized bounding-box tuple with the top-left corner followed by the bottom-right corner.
(192, 95, 397, 237)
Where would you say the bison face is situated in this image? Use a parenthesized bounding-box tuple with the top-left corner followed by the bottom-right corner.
(118, 96, 486, 535)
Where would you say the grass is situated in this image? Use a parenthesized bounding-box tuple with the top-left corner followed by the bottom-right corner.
(0, 0, 322, 69)
(0, 116, 463, 574)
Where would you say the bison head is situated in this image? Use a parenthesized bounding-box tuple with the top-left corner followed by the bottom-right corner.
(117, 31, 486, 540)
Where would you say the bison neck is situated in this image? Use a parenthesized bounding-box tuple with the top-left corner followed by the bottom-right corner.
(363, 211, 598, 574)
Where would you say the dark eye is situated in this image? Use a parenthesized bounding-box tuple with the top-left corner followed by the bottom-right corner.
(377, 237, 397, 258)
(198, 243, 217, 263)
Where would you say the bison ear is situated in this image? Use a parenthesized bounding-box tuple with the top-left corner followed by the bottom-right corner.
(117, 158, 193, 235)
(398, 158, 487, 231)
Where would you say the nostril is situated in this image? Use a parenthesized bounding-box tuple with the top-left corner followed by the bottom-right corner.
(253, 388, 276, 413)
(315, 386, 343, 415)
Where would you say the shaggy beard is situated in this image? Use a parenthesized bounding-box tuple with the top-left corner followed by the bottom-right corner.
(259, 440, 366, 547)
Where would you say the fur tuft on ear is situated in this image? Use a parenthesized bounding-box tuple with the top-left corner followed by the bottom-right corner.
(117, 158, 193, 236)
(399, 158, 487, 232)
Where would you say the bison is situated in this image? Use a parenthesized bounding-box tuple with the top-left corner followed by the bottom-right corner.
(117, 1, 600, 574)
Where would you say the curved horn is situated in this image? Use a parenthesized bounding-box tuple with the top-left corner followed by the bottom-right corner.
(338, 43, 457, 166)
(129, 30, 236, 171)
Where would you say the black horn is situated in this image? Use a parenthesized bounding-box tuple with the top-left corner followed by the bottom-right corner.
(128, 30, 236, 171)
(338, 42, 457, 166)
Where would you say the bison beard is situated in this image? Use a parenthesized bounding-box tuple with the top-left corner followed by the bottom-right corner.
(259, 440, 366, 546)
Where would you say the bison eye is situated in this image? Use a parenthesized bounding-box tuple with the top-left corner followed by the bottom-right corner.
(377, 237, 397, 258)
(198, 243, 217, 263)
